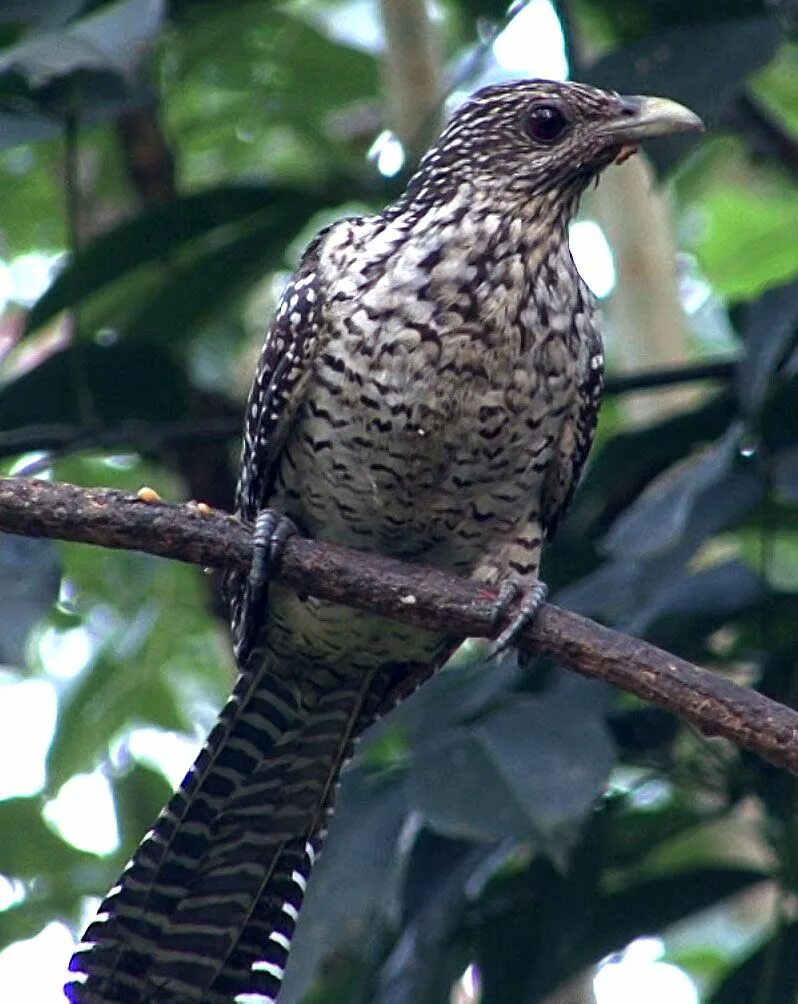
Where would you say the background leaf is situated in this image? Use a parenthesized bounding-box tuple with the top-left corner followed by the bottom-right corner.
(0, 533, 59, 666)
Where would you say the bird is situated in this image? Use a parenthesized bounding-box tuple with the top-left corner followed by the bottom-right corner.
(66, 78, 702, 1003)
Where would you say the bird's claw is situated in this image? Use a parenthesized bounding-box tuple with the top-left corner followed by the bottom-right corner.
(248, 509, 298, 606)
(238, 510, 298, 664)
(485, 579, 548, 660)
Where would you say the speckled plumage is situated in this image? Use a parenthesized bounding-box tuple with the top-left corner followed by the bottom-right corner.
(68, 79, 701, 1003)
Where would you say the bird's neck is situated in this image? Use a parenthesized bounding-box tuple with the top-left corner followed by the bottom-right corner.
(393, 170, 579, 222)
(368, 180, 588, 345)
(386, 177, 581, 272)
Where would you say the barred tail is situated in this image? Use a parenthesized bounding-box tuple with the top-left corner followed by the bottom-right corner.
(204, 650, 451, 1002)
(65, 662, 302, 1003)
(65, 663, 387, 1003)
(143, 671, 382, 1002)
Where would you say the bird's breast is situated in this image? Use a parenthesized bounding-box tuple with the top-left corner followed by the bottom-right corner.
(277, 208, 592, 558)
(280, 309, 575, 559)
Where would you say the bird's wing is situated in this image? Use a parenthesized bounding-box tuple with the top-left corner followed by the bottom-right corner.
(226, 227, 334, 659)
(234, 230, 331, 524)
(541, 333, 604, 540)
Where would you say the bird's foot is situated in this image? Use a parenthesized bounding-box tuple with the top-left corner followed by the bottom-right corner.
(248, 509, 298, 608)
(233, 510, 299, 666)
(485, 579, 548, 660)
(235, 510, 301, 666)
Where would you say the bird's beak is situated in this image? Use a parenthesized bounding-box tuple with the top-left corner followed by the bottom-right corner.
(603, 95, 704, 143)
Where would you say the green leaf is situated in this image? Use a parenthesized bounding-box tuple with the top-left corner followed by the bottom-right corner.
(0, 342, 189, 430)
(736, 279, 798, 416)
(753, 43, 798, 134)
(387, 643, 522, 744)
(0, 900, 54, 952)
(708, 921, 798, 1003)
(0, 533, 60, 667)
(25, 183, 341, 344)
(0, 109, 61, 148)
(122, 216, 291, 345)
(406, 675, 614, 847)
(25, 185, 298, 333)
(602, 794, 713, 871)
(574, 0, 764, 45)
(281, 769, 406, 1004)
(168, 4, 379, 135)
(602, 424, 756, 560)
(476, 858, 765, 1003)
(371, 832, 486, 1004)
(112, 762, 172, 853)
(595, 869, 768, 952)
(697, 188, 798, 300)
(46, 548, 222, 791)
(47, 618, 151, 791)
(0, 0, 164, 87)
(567, 391, 735, 540)
(0, 797, 94, 876)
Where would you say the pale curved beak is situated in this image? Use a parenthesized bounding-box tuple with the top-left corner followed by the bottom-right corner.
(604, 95, 704, 142)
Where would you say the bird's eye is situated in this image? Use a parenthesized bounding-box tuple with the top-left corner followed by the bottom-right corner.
(523, 104, 569, 144)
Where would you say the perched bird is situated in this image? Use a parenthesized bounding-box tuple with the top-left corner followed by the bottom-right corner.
(67, 79, 702, 1002)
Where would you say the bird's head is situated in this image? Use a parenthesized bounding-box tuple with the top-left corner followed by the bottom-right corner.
(404, 79, 703, 208)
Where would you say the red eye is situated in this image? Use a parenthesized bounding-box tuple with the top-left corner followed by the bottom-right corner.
(523, 104, 569, 144)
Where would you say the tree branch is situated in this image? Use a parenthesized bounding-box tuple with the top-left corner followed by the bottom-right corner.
(379, 0, 443, 155)
(2, 474, 797, 776)
(603, 357, 736, 395)
(0, 417, 240, 460)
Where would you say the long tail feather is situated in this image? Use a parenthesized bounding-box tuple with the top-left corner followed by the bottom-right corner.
(67, 643, 453, 1004)
(143, 671, 381, 1001)
(66, 666, 302, 1003)
(203, 651, 452, 1002)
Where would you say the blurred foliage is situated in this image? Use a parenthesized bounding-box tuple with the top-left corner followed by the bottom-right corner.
(0, 1, 797, 1002)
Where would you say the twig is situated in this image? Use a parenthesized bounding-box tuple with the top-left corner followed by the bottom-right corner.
(603, 358, 736, 394)
(63, 99, 94, 426)
(0, 417, 240, 460)
(1, 474, 797, 775)
(116, 105, 176, 205)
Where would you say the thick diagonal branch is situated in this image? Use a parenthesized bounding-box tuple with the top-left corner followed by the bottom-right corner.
(1, 474, 797, 775)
